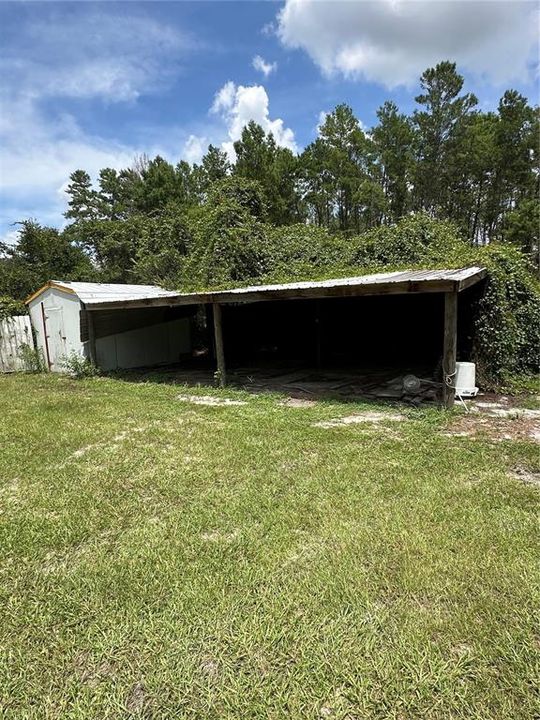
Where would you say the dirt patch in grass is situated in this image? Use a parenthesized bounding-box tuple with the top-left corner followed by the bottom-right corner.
(200, 657, 220, 679)
(314, 411, 406, 428)
(73, 651, 115, 688)
(472, 402, 540, 421)
(445, 413, 540, 443)
(201, 529, 240, 543)
(125, 681, 149, 714)
(68, 421, 168, 461)
(510, 465, 540, 486)
(281, 397, 317, 408)
(177, 394, 247, 407)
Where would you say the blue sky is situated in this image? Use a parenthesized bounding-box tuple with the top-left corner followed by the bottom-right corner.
(0, 0, 538, 244)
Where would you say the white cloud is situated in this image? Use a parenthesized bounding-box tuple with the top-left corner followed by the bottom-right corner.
(0, 229, 21, 248)
(1, 11, 191, 102)
(211, 81, 237, 114)
(0, 97, 140, 197)
(252, 55, 278, 78)
(182, 135, 207, 165)
(261, 21, 276, 37)
(0, 8, 196, 238)
(0, 99, 143, 234)
(277, 0, 539, 87)
(210, 82, 297, 160)
(317, 110, 328, 132)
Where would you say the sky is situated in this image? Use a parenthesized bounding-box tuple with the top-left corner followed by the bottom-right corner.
(0, 0, 538, 245)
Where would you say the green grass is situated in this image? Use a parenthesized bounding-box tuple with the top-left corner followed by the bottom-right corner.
(1, 374, 538, 719)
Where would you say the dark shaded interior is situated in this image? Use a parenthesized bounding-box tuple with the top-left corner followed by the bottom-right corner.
(94, 286, 483, 403)
(220, 293, 448, 373)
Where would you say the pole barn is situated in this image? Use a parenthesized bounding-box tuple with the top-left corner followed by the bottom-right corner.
(26, 267, 486, 407)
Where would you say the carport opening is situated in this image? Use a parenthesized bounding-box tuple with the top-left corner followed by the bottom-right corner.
(220, 294, 444, 374)
(197, 288, 478, 402)
(81, 269, 484, 406)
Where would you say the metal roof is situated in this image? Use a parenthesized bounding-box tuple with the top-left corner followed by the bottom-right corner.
(186, 267, 486, 300)
(26, 267, 487, 310)
(25, 280, 179, 306)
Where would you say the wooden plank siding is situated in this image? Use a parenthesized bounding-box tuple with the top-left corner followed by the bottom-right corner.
(0, 315, 35, 372)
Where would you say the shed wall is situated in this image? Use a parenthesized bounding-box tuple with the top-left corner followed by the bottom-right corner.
(28, 288, 84, 371)
(95, 317, 191, 370)
(29, 288, 192, 372)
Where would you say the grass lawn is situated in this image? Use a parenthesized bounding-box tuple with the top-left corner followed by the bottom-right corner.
(0, 373, 538, 719)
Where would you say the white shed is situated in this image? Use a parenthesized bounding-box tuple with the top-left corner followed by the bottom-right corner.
(26, 281, 192, 372)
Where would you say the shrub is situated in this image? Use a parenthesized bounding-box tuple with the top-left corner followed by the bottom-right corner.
(132, 208, 192, 288)
(262, 224, 352, 282)
(182, 184, 272, 289)
(61, 352, 100, 379)
(18, 343, 46, 373)
(474, 244, 540, 380)
(348, 213, 474, 269)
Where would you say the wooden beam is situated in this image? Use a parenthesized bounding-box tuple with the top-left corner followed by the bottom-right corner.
(442, 291, 458, 409)
(212, 303, 226, 387)
(315, 300, 322, 369)
(25, 281, 76, 305)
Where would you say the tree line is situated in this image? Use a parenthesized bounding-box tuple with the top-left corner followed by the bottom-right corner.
(1, 60, 538, 304)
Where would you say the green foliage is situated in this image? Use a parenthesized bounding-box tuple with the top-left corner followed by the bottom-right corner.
(372, 101, 414, 220)
(302, 104, 379, 232)
(413, 61, 478, 215)
(473, 244, 540, 380)
(349, 213, 473, 268)
(65, 170, 100, 222)
(348, 216, 540, 382)
(184, 181, 271, 288)
(136, 156, 187, 214)
(207, 175, 267, 220)
(192, 144, 231, 201)
(54, 61, 538, 268)
(132, 207, 192, 287)
(0, 295, 26, 320)
(18, 343, 46, 373)
(0, 221, 95, 299)
(60, 352, 100, 379)
(234, 121, 300, 225)
(262, 224, 352, 282)
(500, 199, 539, 259)
(65, 217, 143, 282)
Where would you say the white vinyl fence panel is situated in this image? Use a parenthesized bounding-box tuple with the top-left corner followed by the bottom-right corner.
(0, 315, 35, 372)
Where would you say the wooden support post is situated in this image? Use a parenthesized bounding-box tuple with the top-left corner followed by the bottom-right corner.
(213, 303, 226, 387)
(86, 310, 97, 366)
(315, 300, 322, 370)
(442, 291, 458, 409)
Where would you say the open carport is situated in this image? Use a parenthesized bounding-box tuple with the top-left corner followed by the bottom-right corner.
(81, 266, 486, 408)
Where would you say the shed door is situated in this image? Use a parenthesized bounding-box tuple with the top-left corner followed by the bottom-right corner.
(44, 306, 67, 370)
